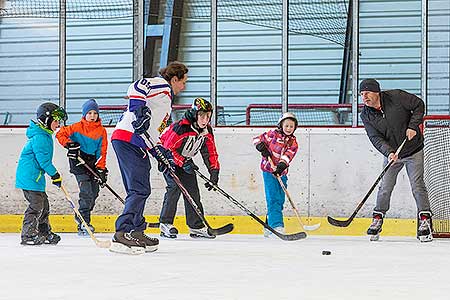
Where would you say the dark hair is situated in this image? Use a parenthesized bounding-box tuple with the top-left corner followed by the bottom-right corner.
(159, 61, 188, 82)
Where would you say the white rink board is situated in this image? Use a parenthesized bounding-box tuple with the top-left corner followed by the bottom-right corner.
(0, 233, 449, 300)
(0, 127, 418, 218)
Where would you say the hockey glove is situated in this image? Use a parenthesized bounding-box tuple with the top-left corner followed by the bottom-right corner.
(182, 159, 199, 175)
(272, 161, 288, 176)
(255, 142, 271, 158)
(66, 141, 80, 160)
(51, 172, 62, 188)
(149, 145, 175, 173)
(205, 169, 219, 191)
(95, 168, 108, 187)
(132, 105, 151, 135)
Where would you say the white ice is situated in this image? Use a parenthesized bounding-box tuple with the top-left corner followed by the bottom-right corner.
(1, 233, 449, 300)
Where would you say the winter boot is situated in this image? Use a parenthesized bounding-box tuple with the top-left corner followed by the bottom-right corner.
(189, 226, 216, 239)
(109, 232, 146, 255)
(160, 223, 179, 239)
(367, 212, 384, 241)
(130, 231, 159, 252)
(21, 233, 46, 245)
(77, 223, 95, 237)
(39, 224, 61, 245)
(417, 211, 433, 243)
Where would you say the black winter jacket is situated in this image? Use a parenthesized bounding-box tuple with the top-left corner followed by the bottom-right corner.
(360, 89, 424, 159)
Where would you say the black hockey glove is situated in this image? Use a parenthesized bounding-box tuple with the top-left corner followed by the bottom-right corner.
(272, 161, 288, 176)
(255, 142, 271, 158)
(205, 169, 219, 191)
(182, 159, 199, 175)
(95, 168, 108, 187)
(66, 141, 80, 160)
(149, 145, 175, 173)
(132, 105, 151, 135)
(51, 172, 62, 188)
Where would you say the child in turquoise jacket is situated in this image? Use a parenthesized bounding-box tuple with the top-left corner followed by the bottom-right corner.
(16, 102, 67, 245)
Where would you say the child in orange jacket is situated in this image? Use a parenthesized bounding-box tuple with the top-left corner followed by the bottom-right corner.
(56, 99, 108, 236)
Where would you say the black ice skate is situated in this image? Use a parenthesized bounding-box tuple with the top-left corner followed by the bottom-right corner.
(417, 211, 433, 243)
(160, 223, 179, 239)
(189, 226, 216, 239)
(21, 233, 46, 246)
(367, 212, 384, 241)
(130, 231, 159, 252)
(38, 224, 61, 244)
(109, 232, 146, 255)
(77, 224, 95, 237)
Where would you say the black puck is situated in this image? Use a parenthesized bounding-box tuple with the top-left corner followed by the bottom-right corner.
(322, 250, 331, 255)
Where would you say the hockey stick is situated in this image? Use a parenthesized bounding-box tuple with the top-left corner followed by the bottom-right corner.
(60, 185, 111, 248)
(76, 157, 161, 228)
(142, 132, 234, 236)
(268, 157, 321, 231)
(194, 169, 306, 241)
(327, 138, 407, 227)
(77, 157, 125, 204)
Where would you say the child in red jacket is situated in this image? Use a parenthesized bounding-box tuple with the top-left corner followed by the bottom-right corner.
(56, 99, 108, 236)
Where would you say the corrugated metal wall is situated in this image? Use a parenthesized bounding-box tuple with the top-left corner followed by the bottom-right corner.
(0, 17, 132, 124)
(0, 0, 449, 125)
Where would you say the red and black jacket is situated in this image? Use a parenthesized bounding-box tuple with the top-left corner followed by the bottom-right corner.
(160, 118, 220, 172)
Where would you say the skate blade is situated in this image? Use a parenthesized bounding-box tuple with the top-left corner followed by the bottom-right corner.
(109, 242, 145, 255)
(160, 232, 177, 239)
(418, 234, 433, 243)
(369, 234, 380, 241)
(189, 233, 216, 239)
(144, 245, 158, 253)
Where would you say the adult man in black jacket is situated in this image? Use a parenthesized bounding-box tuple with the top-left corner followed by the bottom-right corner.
(360, 78, 432, 242)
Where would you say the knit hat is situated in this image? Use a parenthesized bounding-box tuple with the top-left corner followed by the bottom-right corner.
(359, 79, 381, 93)
(82, 99, 99, 117)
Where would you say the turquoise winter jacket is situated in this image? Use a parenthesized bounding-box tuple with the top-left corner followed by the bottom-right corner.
(15, 120, 58, 192)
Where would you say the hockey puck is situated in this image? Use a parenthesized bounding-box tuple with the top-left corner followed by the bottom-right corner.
(322, 250, 331, 255)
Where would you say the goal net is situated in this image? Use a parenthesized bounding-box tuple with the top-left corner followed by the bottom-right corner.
(423, 115, 450, 238)
(246, 104, 360, 126)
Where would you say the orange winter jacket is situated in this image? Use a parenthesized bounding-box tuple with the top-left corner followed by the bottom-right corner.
(56, 118, 108, 169)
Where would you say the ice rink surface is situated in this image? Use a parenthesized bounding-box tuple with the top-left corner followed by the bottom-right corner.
(0, 233, 449, 300)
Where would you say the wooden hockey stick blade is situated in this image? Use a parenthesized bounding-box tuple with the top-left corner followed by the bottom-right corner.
(303, 222, 321, 231)
(61, 185, 111, 248)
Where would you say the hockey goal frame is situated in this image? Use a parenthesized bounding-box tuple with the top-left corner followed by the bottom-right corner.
(423, 115, 450, 238)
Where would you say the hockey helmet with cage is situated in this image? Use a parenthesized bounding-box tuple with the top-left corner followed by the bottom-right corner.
(36, 102, 67, 130)
(185, 97, 213, 122)
(277, 112, 298, 131)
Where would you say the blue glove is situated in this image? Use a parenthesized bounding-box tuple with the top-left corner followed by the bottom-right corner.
(132, 106, 151, 135)
(51, 172, 62, 188)
(204, 169, 219, 191)
(149, 145, 175, 173)
(182, 159, 199, 174)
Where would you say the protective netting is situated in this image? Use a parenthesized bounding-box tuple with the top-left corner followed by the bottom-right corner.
(0, 0, 134, 19)
(423, 117, 450, 236)
(1, 0, 349, 45)
(246, 104, 356, 126)
(187, 0, 348, 45)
